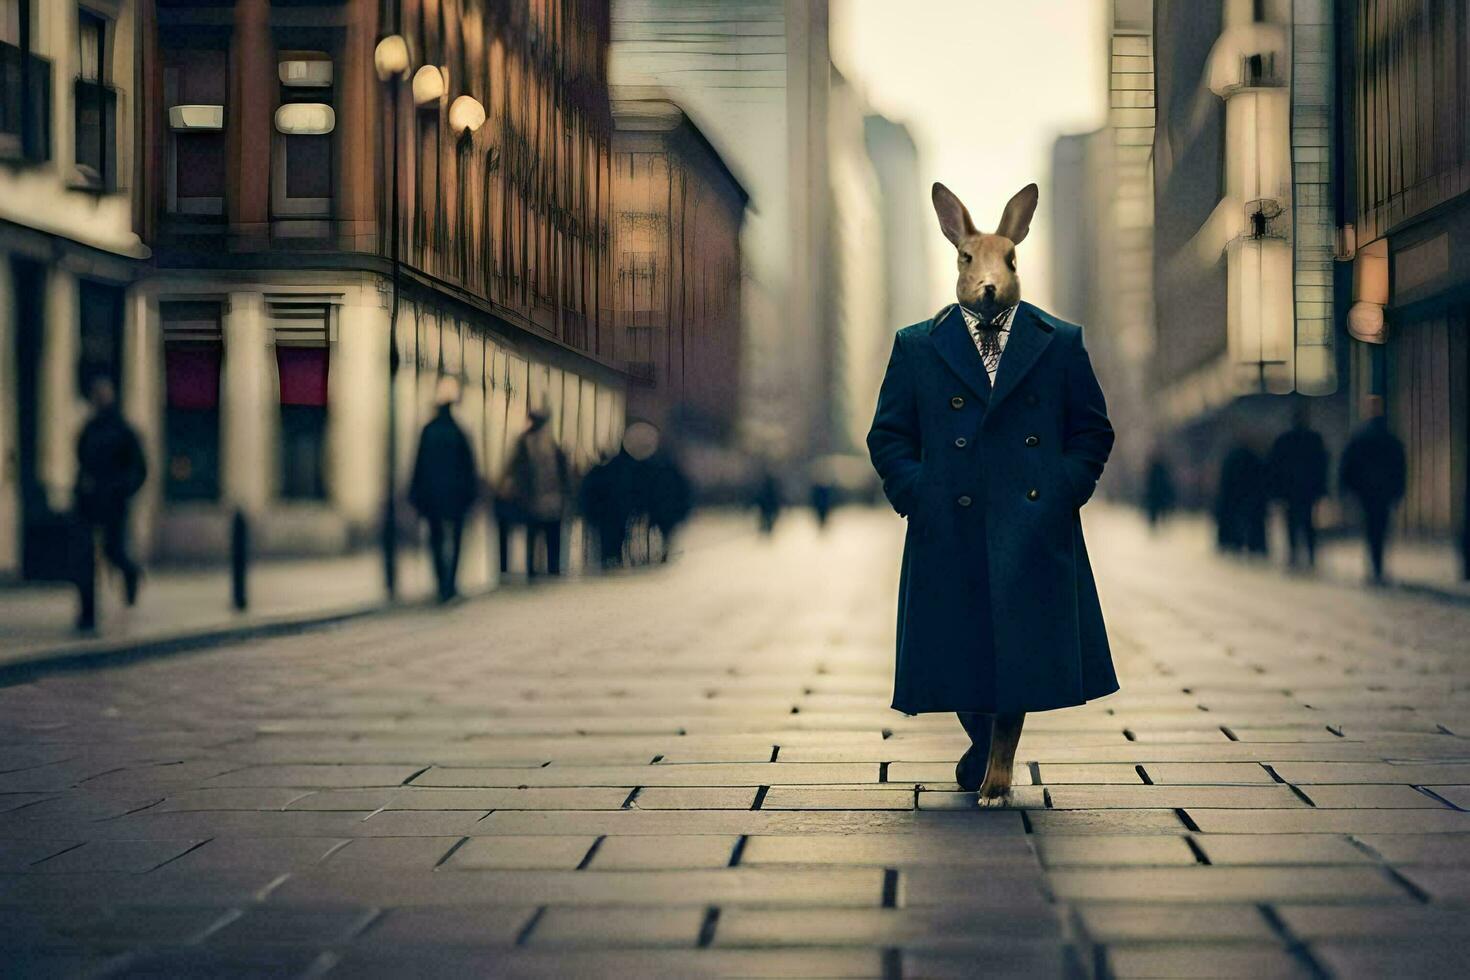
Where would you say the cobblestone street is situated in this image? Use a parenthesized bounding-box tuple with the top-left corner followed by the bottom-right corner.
(3, 507, 1470, 978)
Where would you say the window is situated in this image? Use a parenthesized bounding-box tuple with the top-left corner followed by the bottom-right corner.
(0, 0, 49, 162)
(272, 302, 330, 500)
(164, 49, 227, 216)
(161, 302, 223, 502)
(77, 278, 122, 396)
(272, 51, 334, 218)
(73, 6, 116, 189)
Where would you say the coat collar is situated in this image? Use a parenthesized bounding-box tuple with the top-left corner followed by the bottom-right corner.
(929, 303, 991, 401)
(986, 302, 1053, 414)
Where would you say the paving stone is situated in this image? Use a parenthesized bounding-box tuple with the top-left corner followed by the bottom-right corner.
(1140, 763, 1276, 784)
(274, 867, 888, 907)
(1352, 833, 1470, 864)
(414, 762, 879, 788)
(897, 868, 1056, 909)
(324, 948, 886, 978)
(153, 788, 312, 812)
(1026, 809, 1187, 835)
(916, 787, 1047, 810)
(444, 836, 598, 870)
(589, 835, 738, 869)
(476, 808, 1022, 837)
(322, 836, 461, 868)
(1397, 866, 1470, 901)
(528, 907, 705, 947)
(106, 948, 322, 978)
(1192, 834, 1374, 865)
(1045, 785, 1306, 809)
(1036, 764, 1144, 784)
(162, 836, 348, 872)
(882, 763, 1031, 785)
(714, 907, 1063, 947)
(740, 833, 1037, 868)
(1104, 943, 1312, 979)
(354, 810, 493, 836)
(1312, 940, 1469, 980)
(0, 905, 235, 946)
(1274, 904, 1470, 939)
(1072, 903, 1275, 942)
(30, 839, 205, 873)
(1047, 866, 1412, 903)
(1298, 784, 1446, 808)
(282, 789, 397, 811)
(1187, 808, 1470, 834)
(1032, 834, 1196, 868)
(631, 787, 758, 809)
(1268, 762, 1470, 784)
(203, 765, 424, 787)
(747, 786, 911, 810)
(206, 906, 379, 945)
(0, 839, 82, 872)
(1423, 784, 1470, 809)
(356, 906, 534, 947)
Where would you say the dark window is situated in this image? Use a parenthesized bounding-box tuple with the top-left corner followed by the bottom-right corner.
(165, 49, 227, 215)
(73, 7, 116, 189)
(272, 51, 334, 218)
(77, 278, 122, 396)
(273, 303, 330, 500)
(161, 301, 223, 502)
(0, 0, 50, 162)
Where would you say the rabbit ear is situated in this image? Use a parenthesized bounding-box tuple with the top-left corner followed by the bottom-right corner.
(931, 182, 977, 246)
(996, 183, 1039, 245)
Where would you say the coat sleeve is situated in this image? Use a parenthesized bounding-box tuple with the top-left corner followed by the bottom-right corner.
(866, 333, 923, 518)
(1061, 328, 1114, 507)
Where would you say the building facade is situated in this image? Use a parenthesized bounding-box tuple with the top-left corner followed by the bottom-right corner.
(1146, 0, 1349, 505)
(610, 100, 745, 443)
(1338, 0, 1470, 541)
(1, 0, 148, 579)
(127, 0, 627, 561)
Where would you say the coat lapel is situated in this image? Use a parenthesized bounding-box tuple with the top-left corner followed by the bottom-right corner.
(986, 302, 1052, 416)
(928, 304, 992, 402)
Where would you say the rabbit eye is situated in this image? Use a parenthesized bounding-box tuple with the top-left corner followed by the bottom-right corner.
(959, 252, 972, 264)
(1005, 252, 1017, 270)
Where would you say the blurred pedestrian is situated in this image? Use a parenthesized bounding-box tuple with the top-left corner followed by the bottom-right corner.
(753, 468, 781, 536)
(1339, 400, 1406, 585)
(580, 447, 637, 569)
(505, 408, 571, 578)
(1266, 403, 1329, 567)
(647, 449, 692, 563)
(1215, 443, 1268, 556)
(810, 482, 834, 528)
(1143, 451, 1176, 530)
(74, 377, 147, 619)
(409, 377, 479, 602)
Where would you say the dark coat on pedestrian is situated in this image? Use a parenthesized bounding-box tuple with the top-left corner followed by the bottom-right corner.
(866, 302, 1118, 715)
(409, 407, 479, 520)
(75, 407, 146, 523)
(1267, 426, 1329, 505)
(1339, 417, 1406, 512)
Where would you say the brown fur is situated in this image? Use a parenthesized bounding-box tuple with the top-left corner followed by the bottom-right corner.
(931, 182, 1038, 321)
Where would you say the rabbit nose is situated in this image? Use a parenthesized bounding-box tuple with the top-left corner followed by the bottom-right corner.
(982, 283, 997, 297)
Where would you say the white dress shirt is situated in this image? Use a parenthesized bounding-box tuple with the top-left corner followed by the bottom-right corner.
(959, 304, 1017, 383)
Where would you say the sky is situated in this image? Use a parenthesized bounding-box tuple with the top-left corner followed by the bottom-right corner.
(831, 0, 1110, 311)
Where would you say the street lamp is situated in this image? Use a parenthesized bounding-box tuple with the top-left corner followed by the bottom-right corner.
(376, 33, 409, 599)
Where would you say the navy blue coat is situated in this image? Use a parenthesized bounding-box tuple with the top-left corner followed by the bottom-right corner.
(866, 302, 1118, 714)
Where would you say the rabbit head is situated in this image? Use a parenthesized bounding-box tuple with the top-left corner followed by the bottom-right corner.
(931, 182, 1038, 323)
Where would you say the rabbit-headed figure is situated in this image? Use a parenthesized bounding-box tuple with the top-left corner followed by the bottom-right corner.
(866, 181, 1118, 802)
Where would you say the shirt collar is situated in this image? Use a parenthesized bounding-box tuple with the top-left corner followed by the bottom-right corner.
(959, 304, 1018, 332)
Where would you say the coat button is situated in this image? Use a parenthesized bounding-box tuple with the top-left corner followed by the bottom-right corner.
(957, 495, 972, 507)
(1025, 435, 1040, 447)
(954, 437, 968, 448)
(1026, 488, 1040, 501)
(950, 395, 965, 409)
(1025, 393, 1039, 406)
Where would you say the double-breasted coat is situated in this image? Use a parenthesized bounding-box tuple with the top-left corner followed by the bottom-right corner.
(866, 302, 1118, 714)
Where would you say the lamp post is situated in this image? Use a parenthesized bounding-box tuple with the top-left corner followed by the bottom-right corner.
(375, 33, 409, 599)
